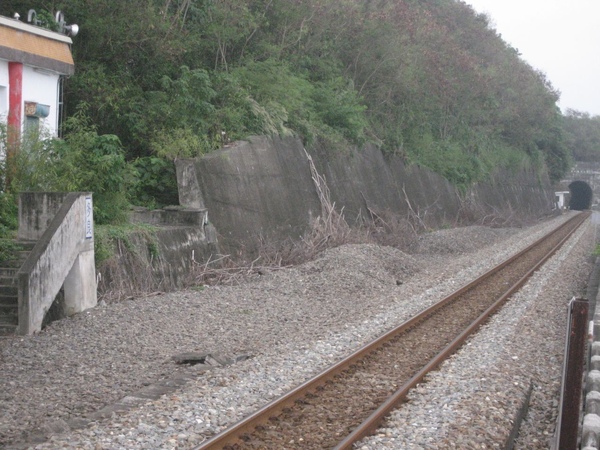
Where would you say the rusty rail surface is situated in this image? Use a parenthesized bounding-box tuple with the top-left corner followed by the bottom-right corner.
(195, 212, 589, 450)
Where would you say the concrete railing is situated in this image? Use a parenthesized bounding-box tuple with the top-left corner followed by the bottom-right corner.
(17, 192, 96, 335)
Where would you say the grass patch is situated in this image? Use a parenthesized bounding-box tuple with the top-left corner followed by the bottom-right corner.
(94, 223, 160, 266)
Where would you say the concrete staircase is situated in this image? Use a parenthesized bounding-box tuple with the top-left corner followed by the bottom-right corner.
(0, 241, 35, 335)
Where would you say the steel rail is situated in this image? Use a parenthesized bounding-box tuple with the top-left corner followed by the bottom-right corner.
(195, 212, 589, 450)
(334, 211, 589, 449)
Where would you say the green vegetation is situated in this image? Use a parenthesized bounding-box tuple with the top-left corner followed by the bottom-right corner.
(563, 110, 600, 162)
(2, 0, 600, 239)
(4, 109, 131, 225)
(0, 238, 20, 264)
(94, 223, 160, 266)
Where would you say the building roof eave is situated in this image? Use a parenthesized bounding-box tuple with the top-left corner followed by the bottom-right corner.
(0, 15, 72, 44)
(0, 47, 74, 75)
(0, 15, 75, 75)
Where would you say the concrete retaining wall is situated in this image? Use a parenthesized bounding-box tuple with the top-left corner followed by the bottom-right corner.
(469, 167, 555, 218)
(97, 217, 218, 298)
(176, 136, 322, 250)
(176, 136, 554, 252)
(308, 141, 462, 225)
(99, 135, 554, 297)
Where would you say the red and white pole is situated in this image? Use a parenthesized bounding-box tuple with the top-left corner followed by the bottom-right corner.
(8, 62, 22, 139)
(6, 62, 23, 189)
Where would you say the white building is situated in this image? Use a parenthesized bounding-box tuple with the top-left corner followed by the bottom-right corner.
(0, 13, 75, 139)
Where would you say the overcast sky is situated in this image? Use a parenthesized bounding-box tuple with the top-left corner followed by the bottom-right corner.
(463, 0, 600, 117)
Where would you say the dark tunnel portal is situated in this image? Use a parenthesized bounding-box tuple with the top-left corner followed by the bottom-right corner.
(568, 180, 593, 210)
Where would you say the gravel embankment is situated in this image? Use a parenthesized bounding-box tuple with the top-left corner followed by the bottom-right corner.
(0, 211, 594, 449)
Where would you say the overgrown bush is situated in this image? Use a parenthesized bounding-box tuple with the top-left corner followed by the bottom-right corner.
(0, 123, 19, 244)
(0, 192, 18, 262)
(127, 156, 179, 209)
(9, 109, 130, 225)
(94, 223, 159, 267)
(94, 223, 164, 302)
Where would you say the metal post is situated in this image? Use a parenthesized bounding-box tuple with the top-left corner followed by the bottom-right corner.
(556, 298, 589, 450)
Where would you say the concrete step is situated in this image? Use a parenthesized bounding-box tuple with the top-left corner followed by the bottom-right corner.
(0, 240, 35, 336)
(0, 313, 17, 322)
(16, 240, 36, 251)
(0, 309, 18, 336)
(0, 273, 17, 285)
(0, 259, 24, 269)
(0, 322, 17, 335)
(0, 289, 18, 336)
(0, 284, 18, 297)
(0, 267, 18, 278)
(0, 240, 34, 268)
(0, 251, 30, 267)
(0, 297, 18, 315)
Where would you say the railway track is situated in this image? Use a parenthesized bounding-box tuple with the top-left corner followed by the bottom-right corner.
(195, 212, 589, 450)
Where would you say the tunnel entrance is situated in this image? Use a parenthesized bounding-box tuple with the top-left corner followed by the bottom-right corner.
(568, 180, 593, 210)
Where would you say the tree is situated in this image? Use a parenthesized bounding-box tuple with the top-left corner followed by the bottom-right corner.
(563, 110, 600, 162)
(1, 0, 572, 194)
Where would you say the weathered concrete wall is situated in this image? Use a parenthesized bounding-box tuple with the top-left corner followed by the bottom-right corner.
(468, 167, 554, 217)
(18, 192, 70, 241)
(309, 142, 462, 225)
(177, 136, 555, 252)
(96, 205, 219, 299)
(130, 206, 209, 228)
(176, 136, 322, 249)
(18, 192, 96, 334)
(96, 226, 218, 298)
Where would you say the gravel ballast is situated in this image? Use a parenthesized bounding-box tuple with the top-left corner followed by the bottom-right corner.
(0, 212, 594, 449)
